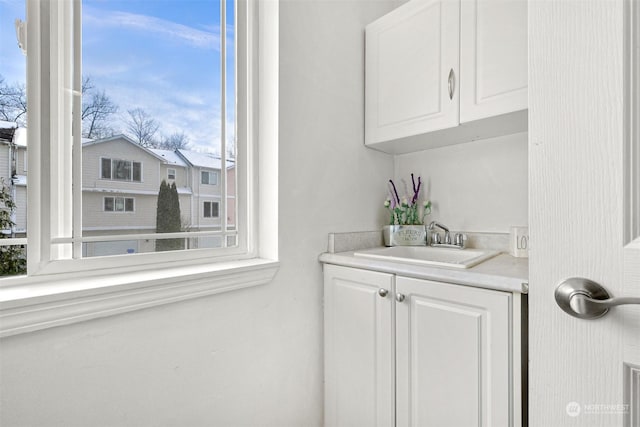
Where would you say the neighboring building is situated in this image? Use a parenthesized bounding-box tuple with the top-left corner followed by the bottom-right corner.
(0, 121, 27, 237)
(0, 131, 236, 256)
(175, 149, 237, 249)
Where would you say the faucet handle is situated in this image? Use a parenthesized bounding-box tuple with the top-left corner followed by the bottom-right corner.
(454, 233, 467, 248)
(444, 231, 452, 245)
(431, 231, 441, 245)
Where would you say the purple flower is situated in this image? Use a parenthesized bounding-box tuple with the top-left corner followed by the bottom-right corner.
(412, 177, 422, 204)
(389, 179, 400, 204)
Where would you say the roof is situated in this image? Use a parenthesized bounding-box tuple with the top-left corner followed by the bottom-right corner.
(177, 149, 235, 170)
(149, 149, 188, 167)
(12, 175, 27, 186)
(83, 134, 168, 163)
(0, 121, 17, 143)
(13, 128, 26, 146)
(0, 120, 17, 130)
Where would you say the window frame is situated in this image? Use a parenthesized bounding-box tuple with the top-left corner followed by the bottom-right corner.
(203, 200, 220, 218)
(100, 157, 142, 183)
(0, 0, 279, 338)
(201, 170, 219, 186)
(167, 168, 176, 180)
(104, 196, 135, 213)
(16, 0, 255, 278)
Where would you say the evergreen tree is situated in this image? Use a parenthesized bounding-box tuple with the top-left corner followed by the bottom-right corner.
(0, 179, 26, 275)
(155, 180, 183, 251)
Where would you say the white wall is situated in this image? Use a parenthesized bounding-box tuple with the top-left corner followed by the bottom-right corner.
(394, 132, 528, 232)
(0, 1, 395, 426)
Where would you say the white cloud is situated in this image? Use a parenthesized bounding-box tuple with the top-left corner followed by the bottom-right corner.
(105, 82, 225, 153)
(83, 7, 221, 50)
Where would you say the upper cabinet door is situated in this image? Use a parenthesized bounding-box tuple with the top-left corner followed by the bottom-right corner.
(459, 0, 527, 123)
(365, 0, 460, 146)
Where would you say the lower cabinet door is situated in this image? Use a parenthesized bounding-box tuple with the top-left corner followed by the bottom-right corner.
(395, 277, 512, 427)
(324, 265, 395, 427)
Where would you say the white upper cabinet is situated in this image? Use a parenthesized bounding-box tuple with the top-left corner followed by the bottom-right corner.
(460, 0, 528, 122)
(365, 0, 460, 145)
(365, 0, 528, 154)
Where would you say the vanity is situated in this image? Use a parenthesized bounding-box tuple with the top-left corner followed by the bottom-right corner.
(319, 235, 528, 427)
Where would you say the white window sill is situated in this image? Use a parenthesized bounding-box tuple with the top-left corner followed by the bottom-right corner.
(0, 258, 279, 338)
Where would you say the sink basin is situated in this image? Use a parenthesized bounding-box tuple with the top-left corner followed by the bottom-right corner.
(353, 246, 500, 269)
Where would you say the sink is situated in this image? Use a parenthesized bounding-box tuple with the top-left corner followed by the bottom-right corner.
(353, 246, 500, 269)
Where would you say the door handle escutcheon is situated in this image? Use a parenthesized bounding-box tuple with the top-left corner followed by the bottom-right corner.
(555, 277, 640, 319)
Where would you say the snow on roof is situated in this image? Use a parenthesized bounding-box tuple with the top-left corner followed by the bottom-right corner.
(177, 149, 235, 170)
(12, 175, 27, 186)
(149, 148, 188, 167)
(0, 121, 18, 130)
(13, 128, 27, 146)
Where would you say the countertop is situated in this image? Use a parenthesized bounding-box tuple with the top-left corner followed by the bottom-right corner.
(319, 249, 529, 294)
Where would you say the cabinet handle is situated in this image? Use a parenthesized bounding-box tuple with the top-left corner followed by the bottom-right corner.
(448, 68, 455, 100)
(396, 293, 406, 303)
(378, 288, 389, 298)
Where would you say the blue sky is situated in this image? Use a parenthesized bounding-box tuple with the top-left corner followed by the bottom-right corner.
(0, 0, 234, 154)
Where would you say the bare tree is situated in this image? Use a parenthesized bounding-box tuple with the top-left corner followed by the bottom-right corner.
(226, 137, 236, 160)
(0, 75, 27, 126)
(125, 108, 160, 147)
(158, 131, 189, 150)
(82, 77, 118, 139)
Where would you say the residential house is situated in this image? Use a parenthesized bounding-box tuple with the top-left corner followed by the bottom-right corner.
(0, 121, 27, 237)
(82, 135, 236, 255)
(0, 132, 236, 256)
(175, 148, 236, 247)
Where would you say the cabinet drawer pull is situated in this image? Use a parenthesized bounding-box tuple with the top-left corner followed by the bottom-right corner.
(378, 288, 389, 298)
(448, 68, 455, 100)
(396, 293, 406, 303)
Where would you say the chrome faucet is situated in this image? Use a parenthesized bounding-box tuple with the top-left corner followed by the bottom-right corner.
(428, 221, 466, 249)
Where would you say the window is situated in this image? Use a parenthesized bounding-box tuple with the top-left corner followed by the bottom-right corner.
(201, 170, 218, 185)
(101, 158, 142, 182)
(104, 197, 134, 212)
(203, 201, 219, 218)
(0, 0, 258, 281)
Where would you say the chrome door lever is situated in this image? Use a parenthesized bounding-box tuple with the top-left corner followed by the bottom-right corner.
(555, 277, 640, 319)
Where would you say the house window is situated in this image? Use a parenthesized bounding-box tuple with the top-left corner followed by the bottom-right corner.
(104, 197, 135, 212)
(101, 158, 142, 182)
(201, 170, 218, 185)
(0, 0, 256, 281)
(167, 168, 176, 180)
(203, 201, 219, 218)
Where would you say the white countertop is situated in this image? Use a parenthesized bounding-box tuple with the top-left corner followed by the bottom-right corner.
(319, 250, 528, 294)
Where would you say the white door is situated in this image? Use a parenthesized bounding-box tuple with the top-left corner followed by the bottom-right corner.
(529, 1, 640, 426)
(365, 0, 460, 145)
(323, 265, 395, 427)
(459, 0, 528, 123)
(395, 277, 513, 427)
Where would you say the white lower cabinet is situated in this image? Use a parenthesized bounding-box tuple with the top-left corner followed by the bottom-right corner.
(324, 264, 395, 427)
(324, 265, 523, 427)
